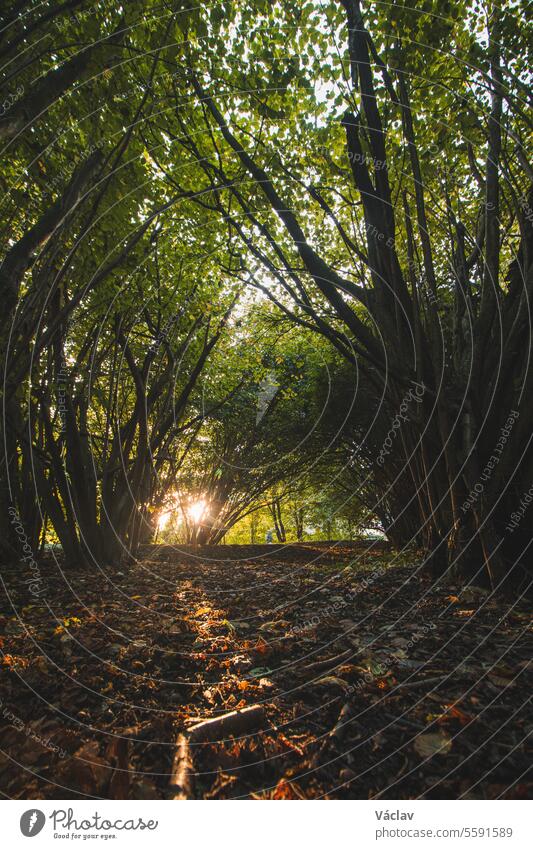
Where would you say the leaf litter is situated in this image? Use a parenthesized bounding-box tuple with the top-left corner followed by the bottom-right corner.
(0, 542, 531, 799)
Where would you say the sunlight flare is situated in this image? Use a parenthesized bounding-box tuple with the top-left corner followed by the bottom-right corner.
(156, 511, 170, 530)
(187, 498, 208, 524)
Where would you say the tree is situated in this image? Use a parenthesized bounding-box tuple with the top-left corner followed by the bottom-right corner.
(167, 308, 330, 543)
(167, 0, 531, 589)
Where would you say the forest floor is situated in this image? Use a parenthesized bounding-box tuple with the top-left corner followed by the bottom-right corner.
(1, 542, 531, 800)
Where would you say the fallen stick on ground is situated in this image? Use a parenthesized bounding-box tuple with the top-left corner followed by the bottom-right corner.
(330, 701, 352, 740)
(169, 704, 267, 800)
(302, 648, 353, 674)
(171, 734, 195, 800)
(392, 676, 445, 692)
(309, 701, 353, 769)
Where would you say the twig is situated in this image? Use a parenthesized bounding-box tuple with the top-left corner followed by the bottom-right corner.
(310, 702, 353, 769)
(393, 676, 446, 692)
(169, 704, 266, 800)
(302, 648, 353, 674)
(330, 702, 352, 740)
(170, 734, 195, 800)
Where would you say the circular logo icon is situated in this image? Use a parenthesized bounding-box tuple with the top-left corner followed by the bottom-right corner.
(20, 809, 46, 837)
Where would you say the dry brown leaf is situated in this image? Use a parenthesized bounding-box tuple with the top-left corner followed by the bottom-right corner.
(314, 675, 351, 692)
(413, 731, 452, 758)
(272, 778, 300, 799)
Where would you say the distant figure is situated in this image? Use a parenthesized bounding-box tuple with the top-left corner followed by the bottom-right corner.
(265, 529, 274, 544)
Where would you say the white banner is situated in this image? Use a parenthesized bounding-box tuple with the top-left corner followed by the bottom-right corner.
(2, 799, 530, 848)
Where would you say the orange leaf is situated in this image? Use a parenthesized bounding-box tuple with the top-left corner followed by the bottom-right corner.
(272, 778, 299, 800)
(254, 637, 270, 655)
(440, 704, 472, 725)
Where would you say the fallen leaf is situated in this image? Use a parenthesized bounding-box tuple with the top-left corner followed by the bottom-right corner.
(487, 668, 516, 688)
(249, 666, 272, 678)
(314, 675, 351, 692)
(413, 731, 452, 758)
(272, 778, 300, 799)
(440, 704, 473, 725)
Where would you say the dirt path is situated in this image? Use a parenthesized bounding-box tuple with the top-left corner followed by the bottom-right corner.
(1, 543, 531, 799)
